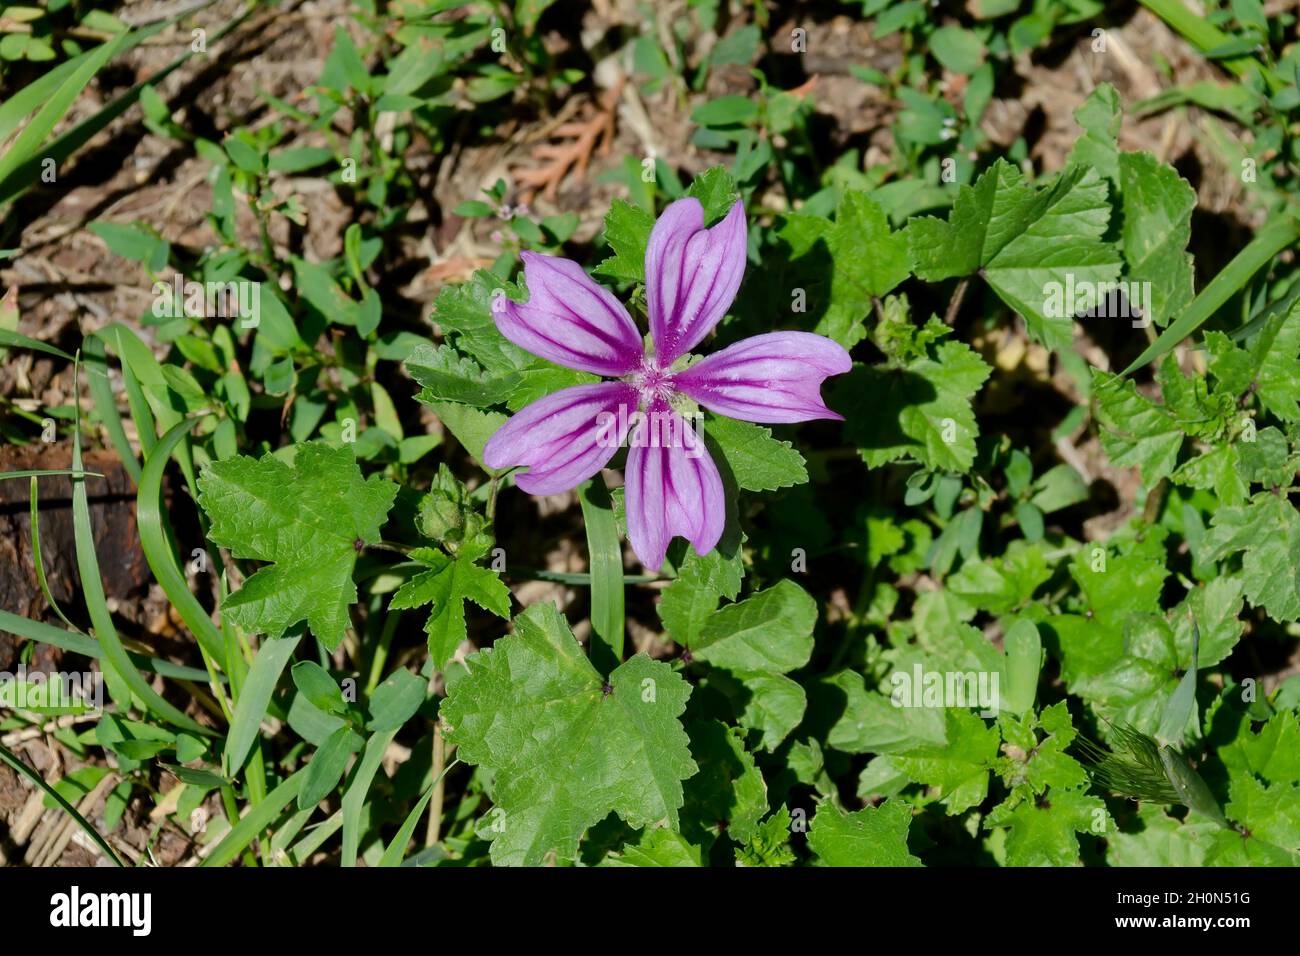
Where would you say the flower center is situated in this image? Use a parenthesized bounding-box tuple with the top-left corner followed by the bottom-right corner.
(628, 355, 677, 408)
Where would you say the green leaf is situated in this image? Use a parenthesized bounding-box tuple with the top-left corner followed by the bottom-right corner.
(658, 546, 743, 645)
(725, 672, 807, 752)
(688, 580, 817, 673)
(1221, 710, 1300, 786)
(808, 799, 922, 866)
(424, 401, 507, 466)
(292, 257, 365, 329)
(0, 30, 132, 194)
(778, 191, 911, 348)
(602, 828, 703, 867)
(735, 807, 797, 866)
(838, 336, 992, 473)
(1106, 804, 1216, 866)
(705, 416, 808, 492)
(1205, 492, 1300, 621)
(198, 442, 398, 649)
(1029, 463, 1089, 512)
(341, 728, 396, 867)
(1093, 368, 1184, 487)
(823, 669, 947, 755)
(905, 159, 1121, 349)
(405, 343, 519, 407)
(225, 633, 302, 773)
(986, 786, 1109, 865)
(366, 668, 427, 731)
(291, 661, 345, 716)
(1064, 576, 1244, 733)
(1206, 301, 1300, 421)
(1066, 83, 1122, 184)
(390, 547, 511, 670)
(223, 135, 264, 173)
(429, 270, 532, 374)
(579, 477, 624, 675)
(685, 166, 741, 223)
(203, 770, 305, 867)
(894, 708, 999, 814)
(442, 603, 697, 866)
(1221, 775, 1300, 861)
(946, 543, 1051, 614)
(999, 702, 1089, 795)
(930, 25, 986, 74)
(681, 720, 767, 846)
(1121, 215, 1300, 376)
(298, 726, 363, 810)
(594, 199, 654, 282)
(1002, 619, 1042, 716)
(89, 221, 169, 272)
(1118, 151, 1196, 328)
(691, 95, 760, 128)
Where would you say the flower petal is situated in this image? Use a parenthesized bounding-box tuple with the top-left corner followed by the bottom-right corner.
(624, 403, 724, 571)
(673, 331, 852, 423)
(482, 382, 637, 495)
(645, 198, 747, 365)
(493, 252, 643, 375)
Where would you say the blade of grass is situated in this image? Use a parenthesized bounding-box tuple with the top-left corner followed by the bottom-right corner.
(0, 327, 74, 361)
(378, 757, 461, 867)
(30, 476, 80, 632)
(0, 51, 93, 144)
(201, 768, 305, 868)
(0, 31, 131, 190)
(218, 572, 264, 806)
(138, 418, 227, 667)
(341, 728, 398, 867)
(100, 326, 157, 461)
(505, 565, 661, 585)
(1121, 214, 1300, 375)
(223, 633, 302, 775)
(1, 469, 104, 481)
(83, 332, 140, 484)
(288, 809, 342, 865)
(0, 1, 233, 208)
(0, 608, 217, 681)
(267, 805, 315, 864)
(578, 476, 624, 675)
(69, 354, 208, 734)
(1137, 0, 1282, 90)
(0, 740, 124, 866)
(96, 323, 195, 493)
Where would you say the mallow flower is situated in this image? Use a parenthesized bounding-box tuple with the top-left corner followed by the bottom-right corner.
(482, 197, 851, 570)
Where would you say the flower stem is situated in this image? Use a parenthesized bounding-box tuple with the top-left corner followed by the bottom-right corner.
(578, 476, 624, 676)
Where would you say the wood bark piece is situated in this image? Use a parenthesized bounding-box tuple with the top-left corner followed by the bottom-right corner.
(0, 443, 149, 671)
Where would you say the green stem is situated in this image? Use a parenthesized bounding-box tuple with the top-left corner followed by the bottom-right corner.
(578, 476, 624, 676)
(506, 565, 662, 586)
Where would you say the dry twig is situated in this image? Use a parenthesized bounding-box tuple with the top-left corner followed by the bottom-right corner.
(512, 79, 624, 203)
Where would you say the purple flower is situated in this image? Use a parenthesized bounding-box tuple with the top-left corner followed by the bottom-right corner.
(482, 197, 851, 570)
